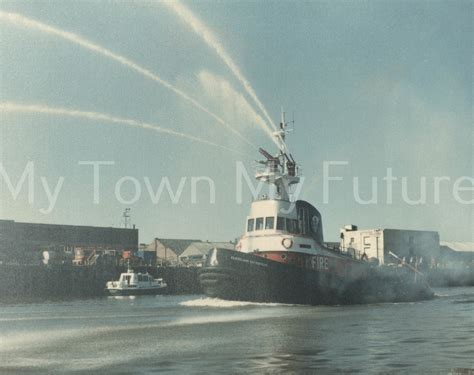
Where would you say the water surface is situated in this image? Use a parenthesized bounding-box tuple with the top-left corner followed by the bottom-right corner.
(1, 287, 473, 373)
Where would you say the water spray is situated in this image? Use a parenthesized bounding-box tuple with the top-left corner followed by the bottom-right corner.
(161, 1, 278, 135)
(0, 102, 245, 155)
(0, 11, 256, 149)
(198, 70, 277, 145)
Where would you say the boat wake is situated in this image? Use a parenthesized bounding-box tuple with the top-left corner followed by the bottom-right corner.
(434, 290, 474, 299)
(180, 297, 297, 308)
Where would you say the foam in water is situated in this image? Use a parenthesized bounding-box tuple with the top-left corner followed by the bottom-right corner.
(170, 313, 266, 327)
(0, 328, 85, 353)
(180, 297, 295, 308)
(0, 11, 255, 148)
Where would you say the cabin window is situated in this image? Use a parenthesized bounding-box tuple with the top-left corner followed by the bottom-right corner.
(292, 219, 300, 234)
(255, 217, 264, 230)
(285, 219, 300, 234)
(286, 218, 293, 233)
(265, 217, 275, 230)
(276, 217, 285, 230)
(298, 207, 307, 234)
(247, 218, 255, 232)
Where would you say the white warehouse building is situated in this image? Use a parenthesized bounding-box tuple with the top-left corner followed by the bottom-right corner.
(340, 226, 440, 265)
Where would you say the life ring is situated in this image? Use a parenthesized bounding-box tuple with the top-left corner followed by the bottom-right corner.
(282, 238, 293, 249)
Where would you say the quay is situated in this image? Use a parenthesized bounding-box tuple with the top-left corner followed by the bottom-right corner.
(0, 219, 472, 303)
(0, 219, 230, 302)
(0, 263, 201, 302)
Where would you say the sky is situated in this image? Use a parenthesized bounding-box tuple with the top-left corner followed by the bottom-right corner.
(0, 0, 472, 243)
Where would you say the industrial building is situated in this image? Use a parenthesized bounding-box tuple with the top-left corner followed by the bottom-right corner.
(179, 242, 235, 266)
(0, 220, 138, 265)
(339, 226, 440, 265)
(140, 238, 235, 266)
(142, 238, 202, 265)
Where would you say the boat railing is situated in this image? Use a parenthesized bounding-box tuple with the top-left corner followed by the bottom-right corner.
(253, 163, 303, 177)
(326, 244, 369, 261)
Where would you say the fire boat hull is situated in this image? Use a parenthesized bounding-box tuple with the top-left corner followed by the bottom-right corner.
(199, 248, 434, 305)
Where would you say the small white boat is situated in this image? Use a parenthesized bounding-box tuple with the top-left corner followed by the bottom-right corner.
(106, 268, 167, 296)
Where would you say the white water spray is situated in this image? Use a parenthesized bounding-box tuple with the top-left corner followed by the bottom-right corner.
(0, 102, 244, 155)
(198, 71, 277, 144)
(162, 0, 278, 134)
(0, 11, 255, 149)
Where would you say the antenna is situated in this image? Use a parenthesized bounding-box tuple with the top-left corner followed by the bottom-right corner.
(280, 107, 286, 129)
(122, 208, 131, 229)
(273, 107, 296, 155)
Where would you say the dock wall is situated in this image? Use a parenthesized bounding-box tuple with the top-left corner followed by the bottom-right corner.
(0, 264, 202, 303)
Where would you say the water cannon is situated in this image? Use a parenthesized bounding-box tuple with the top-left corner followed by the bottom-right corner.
(259, 148, 280, 163)
(258, 147, 280, 173)
(284, 153, 296, 165)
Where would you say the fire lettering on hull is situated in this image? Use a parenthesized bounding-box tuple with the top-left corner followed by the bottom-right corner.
(311, 256, 329, 271)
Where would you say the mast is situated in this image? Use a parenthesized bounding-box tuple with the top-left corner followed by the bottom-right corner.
(122, 208, 131, 228)
(255, 109, 299, 201)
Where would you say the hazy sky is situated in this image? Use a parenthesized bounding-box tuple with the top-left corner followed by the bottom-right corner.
(0, 0, 472, 242)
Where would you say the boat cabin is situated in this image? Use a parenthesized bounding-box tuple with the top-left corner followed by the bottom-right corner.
(118, 272, 155, 287)
(238, 199, 324, 255)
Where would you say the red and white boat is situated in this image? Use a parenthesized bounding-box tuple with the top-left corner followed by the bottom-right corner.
(199, 114, 434, 305)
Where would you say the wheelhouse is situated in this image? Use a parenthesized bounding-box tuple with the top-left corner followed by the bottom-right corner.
(243, 199, 323, 241)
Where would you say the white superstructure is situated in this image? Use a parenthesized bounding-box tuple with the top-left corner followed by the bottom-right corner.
(236, 113, 327, 261)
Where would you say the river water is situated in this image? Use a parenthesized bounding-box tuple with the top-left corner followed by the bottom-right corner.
(0, 287, 473, 374)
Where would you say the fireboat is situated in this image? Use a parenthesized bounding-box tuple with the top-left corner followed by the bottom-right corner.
(199, 114, 434, 305)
